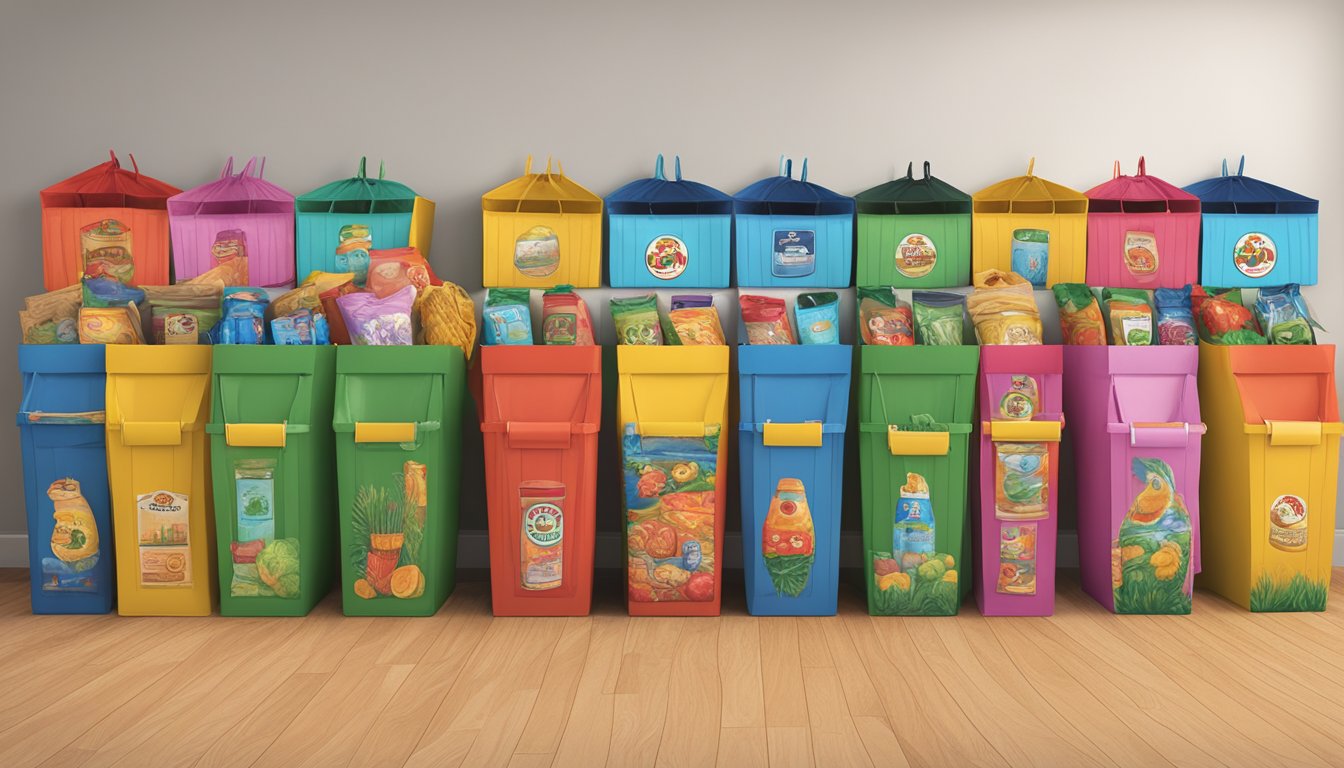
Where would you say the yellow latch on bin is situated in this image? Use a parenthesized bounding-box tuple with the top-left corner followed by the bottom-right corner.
(638, 421, 706, 439)
(763, 422, 822, 447)
(226, 423, 287, 448)
(355, 422, 417, 444)
(119, 421, 184, 447)
(1267, 420, 1322, 446)
(887, 428, 950, 456)
(987, 420, 1062, 442)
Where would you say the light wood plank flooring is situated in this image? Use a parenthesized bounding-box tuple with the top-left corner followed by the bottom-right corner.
(2, 568, 1342, 768)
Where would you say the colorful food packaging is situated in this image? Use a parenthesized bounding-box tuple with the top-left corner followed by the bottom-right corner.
(143, 283, 225, 345)
(967, 270, 1042, 345)
(1051, 284, 1105, 346)
(80, 219, 135, 284)
(1192, 286, 1263, 344)
(668, 295, 726, 346)
(541, 285, 594, 345)
(483, 288, 533, 345)
(611, 294, 664, 346)
(338, 284, 416, 346)
(336, 224, 373, 285)
(217, 288, 271, 345)
(1102, 288, 1154, 346)
(208, 229, 250, 285)
(795, 292, 840, 345)
(366, 247, 439, 299)
(419, 282, 478, 356)
(299, 271, 357, 345)
(271, 309, 329, 345)
(913, 291, 966, 346)
(1154, 286, 1197, 346)
(857, 287, 914, 346)
(20, 285, 81, 344)
(1255, 284, 1322, 345)
(741, 294, 795, 345)
(81, 276, 145, 309)
(270, 283, 321, 320)
(77, 304, 144, 345)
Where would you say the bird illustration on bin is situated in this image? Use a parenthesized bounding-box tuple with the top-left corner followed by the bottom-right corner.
(1111, 458, 1193, 614)
(762, 478, 815, 597)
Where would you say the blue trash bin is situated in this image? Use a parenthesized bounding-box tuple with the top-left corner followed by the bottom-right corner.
(17, 345, 114, 614)
(733, 158, 854, 288)
(738, 344, 851, 615)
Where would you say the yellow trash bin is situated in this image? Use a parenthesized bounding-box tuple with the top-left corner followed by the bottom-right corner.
(106, 345, 216, 616)
(1197, 344, 1341, 611)
(972, 158, 1088, 288)
(481, 156, 602, 289)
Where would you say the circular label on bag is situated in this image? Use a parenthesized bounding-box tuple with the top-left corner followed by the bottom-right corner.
(524, 502, 563, 547)
(895, 233, 937, 278)
(515, 226, 560, 277)
(1233, 232, 1276, 278)
(646, 235, 688, 280)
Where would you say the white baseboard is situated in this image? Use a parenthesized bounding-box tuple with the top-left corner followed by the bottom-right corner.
(6, 530, 1343, 570)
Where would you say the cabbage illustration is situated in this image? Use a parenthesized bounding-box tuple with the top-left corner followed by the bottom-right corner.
(256, 538, 301, 598)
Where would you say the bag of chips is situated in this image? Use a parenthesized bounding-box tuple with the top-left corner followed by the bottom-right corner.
(187, 254, 249, 287)
(143, 283, 225, 345)
(271, 309, 329, 345)
(338, 284, 416, 346)
(1192, 286, 1262, 344)
(967, 270, 1041, 345)
(81, 276, 145, 309)
(913, 291, 966, 346)
(1102, 288, 1154, 346)
(1154, 286, 1197, 346)
(666, 295, 725, 346)
(611, 294, 664, 346)
(541, 285, 594, 345)
(483, 288, 533, 345)
(857, 287, 914, 346)
(1255, 284, 1322, 345)
(1051, 284, 1105, 346)
(795, 292, 840, 345)
(419, 282, 478, 356)
(367, 247, 439, 300)
(270, 284, 321, 320)
(78, 304, 144, 345)
(741, 294, 795, 345)
(217, 288, 270, 345)
(19, 285, 81, 344)
(299, 271, 357, 345)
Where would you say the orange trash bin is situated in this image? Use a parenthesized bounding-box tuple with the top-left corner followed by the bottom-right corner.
(478, 345, 601, 616)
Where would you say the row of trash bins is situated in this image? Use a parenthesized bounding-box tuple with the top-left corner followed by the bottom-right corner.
(18, 340, 1341, 618)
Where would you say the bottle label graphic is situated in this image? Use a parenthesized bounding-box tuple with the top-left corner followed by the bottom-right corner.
(521, 481, 565, 590)
(762, 478, 815, 597)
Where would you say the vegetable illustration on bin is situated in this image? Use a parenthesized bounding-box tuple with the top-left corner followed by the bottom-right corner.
(859, 346, 978, 616)
(739, 344, 850, 615)
(1197, 344, 1341, 611)
(1084, 158, 1201, 290)
(733, 158, 855, 288)
(207, 346, 337, 616)
(18, 345, 115, 614)
(618, 346, 728, 615)
(972, 158, 1088, 288)
(974, 346, 1064, 616)
(334, 346, 463, 616)
(855, 162, 972, 288)
(482, 157, 602, 288)
(607, 155, 732, 288)
(478, 345, 601, 616)
(169, 157, 296, 288)
(1064, 345, 1205, 614)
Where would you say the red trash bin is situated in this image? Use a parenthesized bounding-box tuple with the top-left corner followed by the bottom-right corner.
(478, 345, 601, 616)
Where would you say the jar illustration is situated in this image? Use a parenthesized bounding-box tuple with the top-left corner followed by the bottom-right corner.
(521, 481, 565, 590)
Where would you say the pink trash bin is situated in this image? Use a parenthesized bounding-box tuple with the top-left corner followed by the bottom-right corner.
(168, 157, 296, 287)
(1085, 157, 1201, 290)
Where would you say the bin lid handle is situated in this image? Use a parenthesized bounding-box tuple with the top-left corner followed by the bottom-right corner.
(1265, 420, 1325, 446)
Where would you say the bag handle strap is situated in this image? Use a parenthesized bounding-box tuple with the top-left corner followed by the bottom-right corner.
(1237, 155, 1245, 176)
(258, 156, 266, 179)
(654, 154, 665, 180)
(1113, 160, 1121, 180)
(108, 149, 119, 169)
(1026, 156, 1036, 177)
(905, 161, 914, 180)
(1221, 158, 1228, 177)
(800, 157, 809, 183)
(923, 160, 931, 179)
(357, 156, 367, 179)
(778, 155, 788, 178)
(674, 155, 682, 181)
(241, 156, 258, 178)
(220, 156, 236, 179)
(1137, 156, 1146, 176)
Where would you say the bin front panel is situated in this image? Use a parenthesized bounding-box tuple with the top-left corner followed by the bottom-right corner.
(734, 213, 853, 287)
(971, 212, 1087, 288)
(608, 213, 731, 288)
(1199, 213, 1319, 287)
(856, 213, 971, 288)
(482, 211, 602, 288)
(42, 207, 172, 290)
(170, 211, 295, 288)
(295, 211, 413, 286)
(1085, 211, 1200, 289)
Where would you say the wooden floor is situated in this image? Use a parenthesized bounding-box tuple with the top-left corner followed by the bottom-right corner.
(2, 569, 1343, 768)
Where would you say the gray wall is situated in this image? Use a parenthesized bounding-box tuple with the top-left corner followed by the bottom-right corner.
(3, 0, 1343, 555)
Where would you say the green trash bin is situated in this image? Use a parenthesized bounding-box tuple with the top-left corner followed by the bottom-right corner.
(333, 345, 463, 616)
(858, 345, 978, 616)
(208, 346, 338, 617)
(855, 161, 972, 288)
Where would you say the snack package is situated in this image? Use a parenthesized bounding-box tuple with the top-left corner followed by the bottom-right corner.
(336, 224, 374, 285)
(77, 304, 144, 345)
(741, 294, 795, 345)
(143, 283, 225, 345)
(302, 271, 357, 345)
(419, 282, 478, 357)
(366, 247, 439, 299)
(217, 288, 270, 345)
(187, 254, 249, 287)
(967, 270, 1042, 345)
(1192, 286, 1262, 344)
(1051, 284, 1105, 346)
(541, 285, 594, 345)
(611, 294, 664, 346)
(667, 295, 726, 346)
(795, 292, 840, 345)
(338, 284, 416, 345)
(270, 283, 321, 320)
(857, 287, 914, 346)
(80, 219, 135, 284)
(1102, 288, 1154, 346)
(81, 276, 145, 309)
(483, 288, 533, 345)
(207, 229, 250, 285)
(271, 309, 329, 345)
(19, 285, 81, 344)
(1154, 286, 1197, 346)
(913, 291, 966, 346)
(1255, 285, 1323, 345)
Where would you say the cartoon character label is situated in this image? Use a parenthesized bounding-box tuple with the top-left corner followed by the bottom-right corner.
(998, 524, 1037, 595)
(1269, 494, 1308, 552)
(515, 225, 560, 277)
(336, 224, 373, 285)
(521, 481, 565, 591)
(646, 235, 689, 280)
(1111, 458, 1193, 614)
(762, 478, 814, 598)
(137, 490, 191, 587)
(350, 462, 428, 600)
(212, 228, 248, 266)
(81, 219, 134, 283)
(895, 233, 937, 279)
(1233, 232, 1276, 278)
(998, 375, 1039, 421)
(772, 230, 816, 278)
(43, 478, 100, 593)
(994, 443, 1048, 520)
(1123, 231, 1159, 279)
(1010, 228, 1049, 287)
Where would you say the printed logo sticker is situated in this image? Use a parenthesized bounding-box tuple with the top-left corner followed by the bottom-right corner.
(336, 223, 372, 285)
(772, 230, 816, 278)
(1233, 232, 1276, 279)
(1269, 494, 1308, 552)
(645, 235, 688, 280)
(80, 218, 134, 283)
(515, 225, 560, 277)
(895, 233, 937, 279)
(524, 502, 564, 548)
(998, 375, 1039, 420)
(137, 490, 191, 587)
(998, 524, 1037, 595)
(1123, 231, 1159, 279)
(1010, 228, 1050, 288)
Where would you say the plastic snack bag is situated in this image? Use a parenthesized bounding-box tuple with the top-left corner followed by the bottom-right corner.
(338, 284, 416, 346)
(419, 282, 478, 357)
(217, 287, 271, 345)
(336, 224, 373, 285)
(1192, 286, 1263, 344)
(143, 283, 225, 345)
(81, 276, 145, 309)
(187, 254, 249, 287)
(1154, 286, 1197, 346)
(80, 219, 135, 284)
(967, 270, 1041, 345)
(77, 304, 144, 345)
(542, 285, 594, 345)
(857, 287, 914, 346)
(20, 285, 81, 344)
(795, 292, 840, 345)
(741, 294, 795, 345)
(668, 295, 726, 346)
(913, 291, 966, 346)
(271, 309, 328, 346)
(1103, 288, 1154, 346)
(1255, 284, 1323, 345)
(611, 294, 664, 346)
(367, 247, 439, 299)
(300, 271, 357, 345)
(483, 288, 533, 345)
(1050, 284, 1105, 346)
(270, 283, 321, 319)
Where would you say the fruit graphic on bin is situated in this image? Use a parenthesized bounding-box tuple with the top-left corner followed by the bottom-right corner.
(350, 461, 428, 600)
(624, 429, 719, 604)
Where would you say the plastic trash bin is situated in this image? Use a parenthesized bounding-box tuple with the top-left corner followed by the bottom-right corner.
(738, 344, 850, 616)
(105, 345, 215, 616)
(973, 345, 1064, 616)
(1197, 344, 1341, 611)
(333, 345, 463, 616)
(858, 345, 978, 616)
(207, 346, 337, 616)
(618, 345, 729, 616)
(18, 345, 114, 614)
(478, 345, 601, 616)
(1064, 345, 1205, 614)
